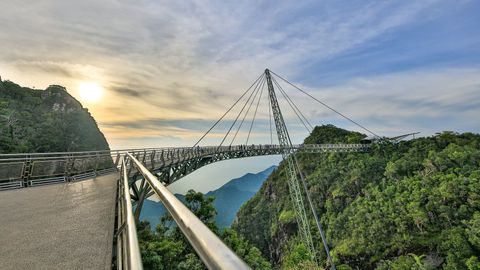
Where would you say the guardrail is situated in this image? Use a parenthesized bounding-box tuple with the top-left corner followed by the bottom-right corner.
(128, 153, 251, 270)
(116, 157, 143, 270)
(0, 144, 369, 190)
(0, 151, 118, 190)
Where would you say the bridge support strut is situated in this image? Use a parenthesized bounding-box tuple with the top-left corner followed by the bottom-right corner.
(264, 69, 317, 262)
(265, 69, 337, 269)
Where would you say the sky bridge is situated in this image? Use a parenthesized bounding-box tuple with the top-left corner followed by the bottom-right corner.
(0, 143, 368, 269)
(0, 69, 380, 269)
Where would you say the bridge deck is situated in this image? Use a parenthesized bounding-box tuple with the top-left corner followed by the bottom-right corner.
(0, 173, 118, 270)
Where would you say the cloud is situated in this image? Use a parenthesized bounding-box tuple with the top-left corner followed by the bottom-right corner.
(11, 61, 76, 78)
(110, 87, 150, 98)
(0, 0, 479, 147)
(276, 68, 480, 136)
(99, 117, 282, 144)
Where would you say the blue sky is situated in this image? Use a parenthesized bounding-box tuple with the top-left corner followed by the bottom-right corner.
(301, 1, 480, 85)
(1, 0, 479, 192)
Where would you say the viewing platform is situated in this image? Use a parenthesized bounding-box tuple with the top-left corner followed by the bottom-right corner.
(0, 173, 118, 270)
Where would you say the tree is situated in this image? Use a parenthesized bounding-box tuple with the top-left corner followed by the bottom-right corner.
(139, 190, 271, 269)
(234, 127, 480, 269)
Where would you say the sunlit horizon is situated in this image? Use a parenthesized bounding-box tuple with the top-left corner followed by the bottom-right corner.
(78, 81, 104, 103)
(1, 1, 479, 150)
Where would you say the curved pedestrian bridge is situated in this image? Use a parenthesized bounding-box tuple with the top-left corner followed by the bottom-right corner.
(0, 143, 369, 269)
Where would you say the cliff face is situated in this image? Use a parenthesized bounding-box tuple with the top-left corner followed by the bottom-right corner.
(0, 79, 110, 153)
(233, 125, 480, 269)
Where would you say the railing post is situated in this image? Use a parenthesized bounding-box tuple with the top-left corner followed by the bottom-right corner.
(65, 154, 72, 181)
(127, 152, 134, 177)
(142, 150, 147, 164)
(22, 155, 32, 187)
(68, 156, 76, 181)
(150, 150, 156, 169)
(114, 153, 121, 167)
(94, 152, 99, 176)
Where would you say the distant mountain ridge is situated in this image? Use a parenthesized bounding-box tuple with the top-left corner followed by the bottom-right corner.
(140, 165, 277, 228)
(209, 166, 276, 193)
(207, 165, 276, 227)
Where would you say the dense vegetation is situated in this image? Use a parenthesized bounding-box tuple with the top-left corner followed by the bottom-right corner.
(0, 79, 109, 153)
(233, 125, 480, 269)
(138, 190, 272, 270)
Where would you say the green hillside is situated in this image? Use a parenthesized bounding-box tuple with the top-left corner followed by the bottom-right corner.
(140, 166, 277, 229)
(0, 79, 110, 153)
(233, 125, 480, 269)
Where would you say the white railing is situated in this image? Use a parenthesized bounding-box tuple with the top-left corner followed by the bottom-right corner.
(0, 144, 369, 190)
(128, 153, 251, 270)
(116, 157, 143, 270)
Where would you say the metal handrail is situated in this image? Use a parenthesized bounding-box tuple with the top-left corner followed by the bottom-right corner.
(0, 143, 369, 159)
(0, 144, 369, 189)
(117, 157, 143, 270)
(127, 153, 251, 270)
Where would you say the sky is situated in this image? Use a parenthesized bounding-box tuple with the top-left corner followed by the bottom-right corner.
(1, 0, 479, 192)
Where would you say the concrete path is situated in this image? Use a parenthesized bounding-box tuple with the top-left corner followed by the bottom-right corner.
(0, 173, 118, 270)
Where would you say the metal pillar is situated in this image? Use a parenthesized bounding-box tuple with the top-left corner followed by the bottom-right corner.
(133, 177, 151, 222)
(264, 69, 316, 261)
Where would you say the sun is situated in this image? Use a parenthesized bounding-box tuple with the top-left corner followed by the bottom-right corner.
(78, 81, 104, 103)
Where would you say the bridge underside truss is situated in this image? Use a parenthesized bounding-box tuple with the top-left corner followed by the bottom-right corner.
(125, 143, 369, 226)
(126, 144, 368, 186)
(0, 144, 367, 192)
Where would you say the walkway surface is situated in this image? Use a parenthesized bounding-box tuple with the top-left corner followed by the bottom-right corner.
(0, 173, 118, 270)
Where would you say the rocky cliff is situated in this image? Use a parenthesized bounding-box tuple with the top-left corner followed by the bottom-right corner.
(0, 79, 110, 153)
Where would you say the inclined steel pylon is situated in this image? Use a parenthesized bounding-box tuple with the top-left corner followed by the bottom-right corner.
(264, 69, 317, 261)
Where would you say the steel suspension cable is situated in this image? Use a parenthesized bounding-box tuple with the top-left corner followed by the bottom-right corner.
(228, 75, 265, 146)
(270, 70, 381, 138)
(270, 71, 337, 268)
(245, 76, 266, 144)
(292, 154, 336, 270)
(272, 76, 314, 131)
(275, 77, 336, 268)
(271, 76, 311, 133)
(219, 74, 264, 148)
(268, 96, 273, 144)
(192, 73, 265, 147)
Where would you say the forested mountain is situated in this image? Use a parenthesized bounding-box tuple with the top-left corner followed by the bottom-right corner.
(139, 190, 272, 270)
(207, 165, 277, 228)
(141, 194, 187, 229)
(140, 166, 277, 228)
(233, 125, 480, 269)
(0, 79, 110, 153)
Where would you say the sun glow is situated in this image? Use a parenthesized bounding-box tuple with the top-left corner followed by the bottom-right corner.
(78, 81, 104, 103)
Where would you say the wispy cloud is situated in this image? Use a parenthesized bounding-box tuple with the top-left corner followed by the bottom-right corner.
(280, 68, 480, 136)
(0, 0, 479, 148)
